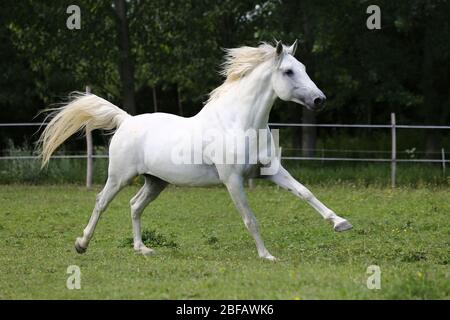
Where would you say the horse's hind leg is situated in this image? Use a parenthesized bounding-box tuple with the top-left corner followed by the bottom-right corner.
(129, 175, 167, 256)
(74, 177, 124, 253)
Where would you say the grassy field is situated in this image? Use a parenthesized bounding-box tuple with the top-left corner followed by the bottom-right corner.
(1, 155, 449, 187)
(0, 184, 449, 299)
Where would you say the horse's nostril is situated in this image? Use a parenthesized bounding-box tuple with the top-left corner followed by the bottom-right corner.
(314, 97, 325, 107)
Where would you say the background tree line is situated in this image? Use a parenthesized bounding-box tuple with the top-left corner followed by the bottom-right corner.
(0, 0, 449, 156)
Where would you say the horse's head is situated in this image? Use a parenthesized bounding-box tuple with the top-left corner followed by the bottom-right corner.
(271, 41, 326, 111)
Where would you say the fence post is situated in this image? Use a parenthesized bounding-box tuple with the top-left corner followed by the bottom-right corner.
(391, 113, 396, 188)
(86, 86, 93, 189)
(442, 148, 446, 177)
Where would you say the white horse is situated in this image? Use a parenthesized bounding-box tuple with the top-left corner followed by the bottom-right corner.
(38, 41, 352, 261)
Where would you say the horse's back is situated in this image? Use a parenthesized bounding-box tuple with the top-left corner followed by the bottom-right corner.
(127, 112, 190, 127)
(109, 112, 221, 186)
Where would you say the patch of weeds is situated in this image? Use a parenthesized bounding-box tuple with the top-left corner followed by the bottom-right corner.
(386, 273, 444, 299)
(401, 250, 428, 262)
(118, 229, 178, 249)
(206, 235, 219, 246)
(201, 231, 220, 247)
(355, 228, 371, 235)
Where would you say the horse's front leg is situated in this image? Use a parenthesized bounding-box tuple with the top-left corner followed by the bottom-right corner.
(266, 165, 352, 232)
(224, 174, 277, 261)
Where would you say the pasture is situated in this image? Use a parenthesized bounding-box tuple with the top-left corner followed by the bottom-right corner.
(0, 183, 448, 299)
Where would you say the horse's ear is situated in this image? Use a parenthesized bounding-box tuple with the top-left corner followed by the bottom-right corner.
(275, 41, 283, 56)
(288, 39, 298, 56)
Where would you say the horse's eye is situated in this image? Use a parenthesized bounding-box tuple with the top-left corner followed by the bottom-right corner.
(284, 69, 294, 76)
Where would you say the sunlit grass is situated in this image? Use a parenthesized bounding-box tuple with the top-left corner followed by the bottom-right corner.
(0, 157, 448, 188)
(0, 184, 448, 299)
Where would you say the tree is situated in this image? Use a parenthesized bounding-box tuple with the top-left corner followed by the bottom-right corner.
(1, 0, 449, 155)
(114, 0, 136, 114)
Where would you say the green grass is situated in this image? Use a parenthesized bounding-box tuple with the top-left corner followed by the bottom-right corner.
(1, 157, 448, 187)
(0, 184, 449, 299)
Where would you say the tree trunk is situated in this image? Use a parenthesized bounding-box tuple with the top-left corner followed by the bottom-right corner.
(425, 131, 440, 159)
(302, 108, 317, 157)
(299, 4, 317, 158)
(152, 86, 158, 112)
(114, 0, 136, 115)
(289, 102, 302, 149)
(177, 84, 183, 116)
(421, 14, 441, 158)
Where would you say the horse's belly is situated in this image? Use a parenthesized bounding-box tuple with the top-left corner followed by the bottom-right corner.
(145, 163, 221, 186)
(126, 117, 218, 185)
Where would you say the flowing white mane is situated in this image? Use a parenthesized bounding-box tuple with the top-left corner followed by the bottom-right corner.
(207, 43, 276, 103)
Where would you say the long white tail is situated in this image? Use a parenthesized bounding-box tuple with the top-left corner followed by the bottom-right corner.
(38, 93, 131, 167)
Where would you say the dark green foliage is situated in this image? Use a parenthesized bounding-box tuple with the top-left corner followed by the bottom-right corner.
(1, 1, 449, 176)
(118, 228, 178, 249)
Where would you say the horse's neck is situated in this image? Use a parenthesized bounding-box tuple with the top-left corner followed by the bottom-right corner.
(200, 63, 276, 130)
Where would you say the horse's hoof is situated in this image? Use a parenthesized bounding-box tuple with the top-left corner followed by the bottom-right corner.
(74, 239, 87, 254)
(141, 248, 155, 256)
(260, 254, 277, 261)
(334, 220, 353, 232)
(135, 246, 155, 256)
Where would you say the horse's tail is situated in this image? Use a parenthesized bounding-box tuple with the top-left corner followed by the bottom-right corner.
(37, 92, 131, 168)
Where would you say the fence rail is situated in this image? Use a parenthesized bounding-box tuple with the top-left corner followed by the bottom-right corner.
(2, 122, 450, 129)
(268, 123, 450, 129)
(282, 157, 449, 163)
(1, 112, 449, 187)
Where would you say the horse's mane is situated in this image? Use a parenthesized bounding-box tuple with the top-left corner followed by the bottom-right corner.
(207, 43, 276, 103)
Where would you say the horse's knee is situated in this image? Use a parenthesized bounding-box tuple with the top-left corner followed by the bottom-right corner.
(130, 191, 150, 218)
(95, 192, 102, 204)
(298, 187, 314, 201)
(244, 216, 258, 231)
(129, 197, 138, 210)
(130, 206, 143, 220)
(94, 193, 108, 213)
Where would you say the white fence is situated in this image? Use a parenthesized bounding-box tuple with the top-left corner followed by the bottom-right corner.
(1, 113, 449, 188)
(269, 114, 450, 187)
